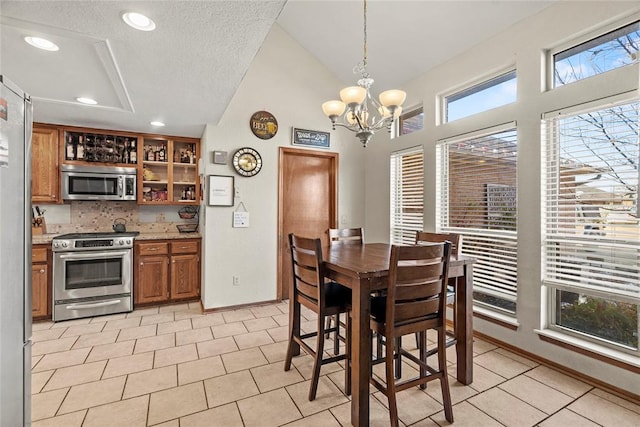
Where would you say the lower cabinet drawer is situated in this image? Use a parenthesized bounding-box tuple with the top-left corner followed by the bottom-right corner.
(32, 247, 48, 263)
(170, 240, 199, 254)
(138, 242, 169, 256)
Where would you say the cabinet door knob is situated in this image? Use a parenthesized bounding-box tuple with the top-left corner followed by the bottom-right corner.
(39, 269, 45, 273)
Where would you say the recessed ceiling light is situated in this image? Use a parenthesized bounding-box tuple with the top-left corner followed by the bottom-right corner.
(150, 121, 165, 127)
(76, 97, 98, 105)
(24, 36, 59, 51)
(121, 12, 156, 31)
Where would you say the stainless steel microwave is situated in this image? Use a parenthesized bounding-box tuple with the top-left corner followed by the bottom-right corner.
(61, 164, 137, 201)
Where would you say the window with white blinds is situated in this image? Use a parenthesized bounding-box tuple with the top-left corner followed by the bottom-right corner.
(542, 97, 639, 351)
(437, 126, 518, 313)
(390, 147, 424, 245)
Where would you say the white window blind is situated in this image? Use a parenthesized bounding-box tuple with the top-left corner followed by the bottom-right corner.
(543, 99, 640, 304)
(437, 127, 518, 313)
(390, 147, 424, 245)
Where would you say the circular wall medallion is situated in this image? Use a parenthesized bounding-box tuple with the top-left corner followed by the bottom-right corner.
(232, 147, 263, 177)
(249, 110, 278, 139)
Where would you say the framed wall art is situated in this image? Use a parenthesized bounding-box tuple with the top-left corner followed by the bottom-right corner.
(208, 175, 234, 206)
(292, 127, 330, 149)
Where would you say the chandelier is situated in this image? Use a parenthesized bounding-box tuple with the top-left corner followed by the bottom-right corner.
(322, 0, 406, 147)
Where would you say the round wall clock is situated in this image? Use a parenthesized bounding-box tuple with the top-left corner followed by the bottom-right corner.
(250, 110, 278, 139)
(232, 147, 263, 177)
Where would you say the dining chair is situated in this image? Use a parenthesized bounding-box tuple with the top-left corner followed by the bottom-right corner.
(324, 228, 364, 346)
(284, 233, 352, 400)
(370, 243, 454, 426)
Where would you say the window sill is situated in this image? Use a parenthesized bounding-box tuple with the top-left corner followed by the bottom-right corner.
(473, 306, 519, 330)
(535, 328, 640, 373)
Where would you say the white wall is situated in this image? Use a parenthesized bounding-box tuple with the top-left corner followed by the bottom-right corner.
(200, 24, 365, 309)
(364, 1, 640, 395)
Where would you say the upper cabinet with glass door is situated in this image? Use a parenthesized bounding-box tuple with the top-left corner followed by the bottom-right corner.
(139, 137, 200, 205)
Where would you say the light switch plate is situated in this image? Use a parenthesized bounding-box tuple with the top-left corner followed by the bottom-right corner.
(212, 150, 228, 164)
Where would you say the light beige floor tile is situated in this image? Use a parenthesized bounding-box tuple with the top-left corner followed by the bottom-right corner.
(180, 402, 243, 427)
(211, 321, 248, 339)
(251, 361, 304, 393)
(157, 318, 193, 335)
(90, 313, 127, 322)
(330, 396, 395, 427)
(140, 312, 176, 325)
(32, 370, 55, 394)
(32, 354, 43, 369)
(204, 370, 260, 407)
(188, 301, 202, 310)
(123, 365, 177, 398)
(284, 410, 342, 427)
(86, 340, 135, 362)
(102, 316, 142, 331)
(430, 400, 503, 427)
(178, 355, 226, 385)
(292, 354, 343, 381)
(32, 321, 54, 331)
(260, 341, 289, 363)
(499, 374, 573, 414)
(159, 302, 191, 313)
(31, 387, 69, 421)
(83, 395, 149, 427)
(250, 305, 285, 318)
(32, 347, 91, 372)
(376, 387, 445, 426)
(287, 376, 349, 417)
(32, 336, 77, 356)
(43, 360, 107, 392)
(50, 318, 91, 329)
(468, 387, 546, 426)
(222, 308, 255, 323)
(424, 374, 479, 405)
(190, 313, 225, 329)
(102, 352, 154, 378)
(31, 410, 86, 427)
(458, 363, 505, 392)
(176, 327, 213, 346)
(58, 376, 126, 415)
(72, 330, 119, 349)
(197, 336, 238, 358)
(237, 388, 302, 427)
(32, 328, 66, 343)
(524, 365, 592, 398)
(133, 333, 175, 354)
(494, 347, 539, 368)
(234, 330, 275, 349)
(60, 322, 106, 338)
(472, 338, 498, 355)
(591, 388, 640, 414)
(272, 313, 289, 327)
(568, 391, 640, 426)
(150, 420, 178, 427)
(266, 325, 289, 342)
(244, 316, 278, 332)
(538, 408, 601, 427)
(126, 306, 159, 318)
(116, 324, 157, 342)
(473, 350, 532, 379)
(221, 347, 268, 373)
(148, 381, 208, 425)
(154, 343, 198, 368)
(174, 309, 205, 321)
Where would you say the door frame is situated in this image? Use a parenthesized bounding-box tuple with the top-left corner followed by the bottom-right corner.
(277, 147, 338, 300)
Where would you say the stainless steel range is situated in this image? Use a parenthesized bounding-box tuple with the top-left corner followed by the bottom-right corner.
(52, 232, 138, 321)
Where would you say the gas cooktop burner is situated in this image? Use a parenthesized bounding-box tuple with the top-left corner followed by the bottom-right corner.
(54, 231, 140, 240)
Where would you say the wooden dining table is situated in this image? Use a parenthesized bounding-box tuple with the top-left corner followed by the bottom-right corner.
(323, 242, 476, 427)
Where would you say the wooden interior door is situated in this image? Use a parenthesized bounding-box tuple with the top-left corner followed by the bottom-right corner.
(277, 147, 338, 300)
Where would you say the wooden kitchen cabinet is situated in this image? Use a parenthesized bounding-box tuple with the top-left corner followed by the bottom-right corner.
(134, 238, 200, 306)
(31, 245, 50, 319)
(31, 124, 59, 203)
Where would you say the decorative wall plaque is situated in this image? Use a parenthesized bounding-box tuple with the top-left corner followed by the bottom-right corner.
(250, 110, 278, 139)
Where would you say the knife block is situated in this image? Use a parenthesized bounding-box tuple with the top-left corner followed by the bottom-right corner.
(32, 216, 46, 235)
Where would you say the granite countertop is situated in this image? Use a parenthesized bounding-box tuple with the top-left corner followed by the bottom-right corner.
(32, 232, 201, 245)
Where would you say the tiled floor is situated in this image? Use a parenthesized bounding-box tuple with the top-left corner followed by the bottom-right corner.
(31, 301, 640, 426)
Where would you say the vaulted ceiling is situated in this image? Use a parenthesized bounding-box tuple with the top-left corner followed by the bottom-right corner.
(0, 1, 555, 138)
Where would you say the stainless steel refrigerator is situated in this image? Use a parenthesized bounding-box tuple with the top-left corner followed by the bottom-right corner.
(0, 75, 33, 426)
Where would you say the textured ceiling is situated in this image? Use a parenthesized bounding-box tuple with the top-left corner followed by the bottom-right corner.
(0, 1, 555, 138)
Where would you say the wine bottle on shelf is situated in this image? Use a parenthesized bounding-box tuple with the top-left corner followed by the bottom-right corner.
(130, 139, 137, 164)
(159, 145, 166, 162)
(65, 134, 75, 160)
(76, 136, 85, 160)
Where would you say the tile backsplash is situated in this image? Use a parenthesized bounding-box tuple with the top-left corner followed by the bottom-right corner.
(36, 201, 198, 234)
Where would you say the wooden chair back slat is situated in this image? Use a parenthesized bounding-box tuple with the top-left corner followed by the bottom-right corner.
(329, 228, 364, 244)
(415, 231, 462, 258)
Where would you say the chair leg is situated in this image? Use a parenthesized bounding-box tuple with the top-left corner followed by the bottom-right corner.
(438, 326, 454, 423)
(324, 315, 333, 339)
(344, 312, 351, 396)
(385, 334, 399, 427)
(284, 300, 299, 372)
(308, 315, 326, 401)
(333, 313, 340, 355)
(394, 336, 402, 379)
(418, 330, 427, 390)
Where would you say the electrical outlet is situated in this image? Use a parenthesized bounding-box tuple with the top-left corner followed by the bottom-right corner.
(233, 276, 240, 286)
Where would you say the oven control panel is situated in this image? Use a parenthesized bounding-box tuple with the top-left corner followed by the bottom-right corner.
(53, 237, 133, 252)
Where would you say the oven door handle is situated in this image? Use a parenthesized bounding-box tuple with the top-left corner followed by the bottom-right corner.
(57, 250, 131, 260)
(65, 299, 122, 310)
